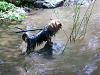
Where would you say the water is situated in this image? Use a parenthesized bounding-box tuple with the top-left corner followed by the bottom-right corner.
(0, 0, 100, 75)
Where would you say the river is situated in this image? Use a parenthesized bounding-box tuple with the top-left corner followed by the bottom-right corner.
(0, 0, 100, 75)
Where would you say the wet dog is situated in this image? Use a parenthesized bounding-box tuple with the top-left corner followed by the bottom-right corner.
(22, 19, 62, 55)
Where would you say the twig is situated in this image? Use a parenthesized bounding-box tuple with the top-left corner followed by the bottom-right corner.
(15, 27, 43, 33)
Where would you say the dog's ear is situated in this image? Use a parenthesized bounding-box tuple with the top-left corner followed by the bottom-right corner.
(22, 33, 28, 42)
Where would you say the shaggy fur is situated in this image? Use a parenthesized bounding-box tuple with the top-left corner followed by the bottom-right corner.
(22, 20, 62, 54)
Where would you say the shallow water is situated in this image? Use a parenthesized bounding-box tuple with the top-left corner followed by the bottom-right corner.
(0, 0, 100, 75)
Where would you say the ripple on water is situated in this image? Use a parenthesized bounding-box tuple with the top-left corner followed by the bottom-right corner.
(81, 54, 100, 75)
(0, 59, 4, 65)
(88, 36, 99, 50)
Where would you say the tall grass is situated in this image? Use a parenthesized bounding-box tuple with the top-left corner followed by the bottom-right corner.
(69, 4, 81, 42)
(68, 0, 96, 43)
(62, 0, 96, 54)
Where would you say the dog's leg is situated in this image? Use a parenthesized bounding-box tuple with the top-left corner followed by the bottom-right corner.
(45, 38, 53, 55)
(25, 39, 31, 55)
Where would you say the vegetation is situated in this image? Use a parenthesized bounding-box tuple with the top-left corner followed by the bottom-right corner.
(0, 1, 27, 22)
(62, 0, 96, 54)
(1, 0, 33, 7)
(14, 0, 33, 7)
(0, 1, 15, 11)
(68, 0, 96, 43)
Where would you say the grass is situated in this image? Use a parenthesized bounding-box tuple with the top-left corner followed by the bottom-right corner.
(68, 0, 96, 42)
(62, 0, 96, 54)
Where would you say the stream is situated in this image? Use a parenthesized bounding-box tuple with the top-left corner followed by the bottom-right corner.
(0, 0, 100, 75)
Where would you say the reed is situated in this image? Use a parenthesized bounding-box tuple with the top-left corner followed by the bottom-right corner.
(62, 0, 96, 54)
(68, 0, 96, 43)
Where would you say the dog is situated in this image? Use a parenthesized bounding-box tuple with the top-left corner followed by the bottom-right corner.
(22, 19, 62, 55)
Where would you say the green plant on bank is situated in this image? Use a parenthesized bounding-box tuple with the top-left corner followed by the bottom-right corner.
(0, 1, 16, 12)
(15, 0, 33, 7)
(0, 1, 27, 22)
(3, 0, 33, 7)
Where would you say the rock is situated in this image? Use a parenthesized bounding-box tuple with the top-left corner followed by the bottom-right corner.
(0, 59, 4, 65)
(23, 7, 32, 13)
(65, 0, 93, 6)
(37, 41, 64, 55)
(33, 0, 65, 8)
(16, 7, 27, 14)
(52, 41, 64, 55)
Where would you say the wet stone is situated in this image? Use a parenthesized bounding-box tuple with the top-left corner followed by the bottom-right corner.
(33, 0, 65, 8)
(52, 41, 65, 55)
(0, 59, 4, 65)
(36, 41, 65, 56)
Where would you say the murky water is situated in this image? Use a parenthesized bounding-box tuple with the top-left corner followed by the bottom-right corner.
(0, 0, 100, 75)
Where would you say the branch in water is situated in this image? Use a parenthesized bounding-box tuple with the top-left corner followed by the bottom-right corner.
(15, 27, 43, 33)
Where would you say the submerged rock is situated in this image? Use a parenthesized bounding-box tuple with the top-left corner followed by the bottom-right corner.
(52, 41, 65, 55)
(37, 41, 64, 56)
(33, 0, 65, 8)
(0, 59, 4, 65)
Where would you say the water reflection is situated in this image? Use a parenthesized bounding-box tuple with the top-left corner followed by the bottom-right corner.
(88, 36, 99, 50)
(82, 54, 100, 75)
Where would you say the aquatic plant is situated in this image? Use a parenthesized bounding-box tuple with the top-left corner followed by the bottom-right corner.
(62, 0, 96, 54)
(68, 0, 96, 42)
(69, 4, 81, 42)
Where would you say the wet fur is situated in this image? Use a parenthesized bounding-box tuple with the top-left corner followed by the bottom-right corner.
(22, 20, 62, 54)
